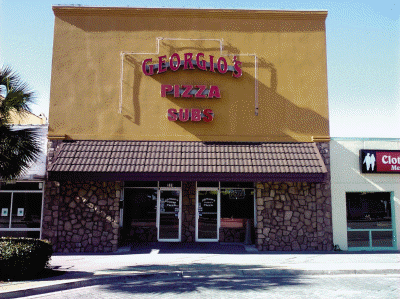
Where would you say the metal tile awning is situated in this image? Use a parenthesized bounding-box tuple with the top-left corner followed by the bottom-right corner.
(48, 140, 328, 182)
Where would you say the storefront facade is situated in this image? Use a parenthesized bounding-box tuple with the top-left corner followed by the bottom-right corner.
(43, 6, 332, 252)
(331, 138, 399, 251)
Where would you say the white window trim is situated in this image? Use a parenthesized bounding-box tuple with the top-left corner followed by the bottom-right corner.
(0, 181, 44, 238)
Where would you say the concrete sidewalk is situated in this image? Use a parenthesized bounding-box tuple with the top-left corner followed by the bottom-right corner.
(1, 243, 399, 298)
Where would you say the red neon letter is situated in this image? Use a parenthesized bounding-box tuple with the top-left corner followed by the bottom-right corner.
(184, 53, 194, 70)
(202, 109, 214, 122)
(167, 108, 178, 121)
(208, 86, 221, 98)
(161, 85, 173, 97)
(179, 109, 190, 122)
(195, 85, 207, 98)
(142, 58, 154, 75)
(169, 53, 180, 71)
(217, 57, 228, 74)
(209, 55, 215, 72)
(182, 85, 193, 98)
(196, 53, 207, 70)
(174, 84, 180, 97)
(232, 56, 242, 78)
(191, 109, 202, 122)
(158, 55, 167, 74)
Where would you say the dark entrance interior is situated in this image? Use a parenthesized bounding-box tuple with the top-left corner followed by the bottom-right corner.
(121, 188, 157, 244)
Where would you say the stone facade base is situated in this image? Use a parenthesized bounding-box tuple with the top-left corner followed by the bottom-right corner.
(42, 179, 332, 252)
(42, 181, 121, 253)
(42, 141, 332, 253)
(255, 181, 332, 251)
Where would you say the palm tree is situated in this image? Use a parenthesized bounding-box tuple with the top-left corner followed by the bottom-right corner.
(0, 65, 41, 181)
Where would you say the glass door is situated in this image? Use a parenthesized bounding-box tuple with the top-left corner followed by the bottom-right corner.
(157, 188, 182, 242)
(196, 188, 220, 242)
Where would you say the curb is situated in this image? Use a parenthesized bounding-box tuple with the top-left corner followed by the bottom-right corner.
(1, 272, 182, 299)
(2, 268, 400, 298)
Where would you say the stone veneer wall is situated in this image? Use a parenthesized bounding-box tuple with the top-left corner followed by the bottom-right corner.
(255, 142, 332, 251)
(181, 182, 196, 242)
(42, 181, 121, 253)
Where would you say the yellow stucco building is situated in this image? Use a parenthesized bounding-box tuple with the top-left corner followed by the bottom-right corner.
(44, 6, 332, 252)
(48, 7, 329, 142)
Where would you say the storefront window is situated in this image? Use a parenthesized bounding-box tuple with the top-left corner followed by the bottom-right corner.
(11, 193, 42, 229)
(221, 189, 254, 219)
(372, 230, 393, 247)
(123, 188, 157, 224)
(0, 193, 12, 228)
(0, 183, 43, 237)
(346, 192, 394, 249)
(347, 231, 369, 248)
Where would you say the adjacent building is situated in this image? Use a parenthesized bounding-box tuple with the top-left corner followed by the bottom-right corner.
(331, 138, 399, 251)
(0, 113, 48, 238)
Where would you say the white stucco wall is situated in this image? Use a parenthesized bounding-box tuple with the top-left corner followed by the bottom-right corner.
(331, 138, 400, 250)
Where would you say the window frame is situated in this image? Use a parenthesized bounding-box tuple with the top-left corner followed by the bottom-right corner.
(0, 181, 44, 238)
(346, 191, 397, 251)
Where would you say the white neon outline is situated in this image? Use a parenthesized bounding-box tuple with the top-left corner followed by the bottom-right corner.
(119, 38, 258, 116)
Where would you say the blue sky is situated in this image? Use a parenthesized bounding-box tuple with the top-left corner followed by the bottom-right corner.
(1, 0, 399, 138)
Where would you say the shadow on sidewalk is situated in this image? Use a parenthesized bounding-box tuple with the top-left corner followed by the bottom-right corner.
(101, 270, 304, 295)
(102, 262, 297, 274)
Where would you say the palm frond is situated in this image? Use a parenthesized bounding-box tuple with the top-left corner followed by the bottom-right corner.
(0, 125, 42, 180)
(0, 65, 40, 180)
(0, 65, 36, 126)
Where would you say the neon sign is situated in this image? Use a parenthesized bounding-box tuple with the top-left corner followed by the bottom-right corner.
(142, 53, 242, 123)
(142, 52, 242, 77)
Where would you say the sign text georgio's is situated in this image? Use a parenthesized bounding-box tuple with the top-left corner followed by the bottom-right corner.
(142, 52, 242, 123)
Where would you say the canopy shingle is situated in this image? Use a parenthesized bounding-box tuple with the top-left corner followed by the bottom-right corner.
(48, 141, 327, 182)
